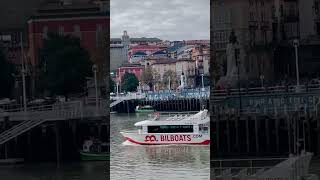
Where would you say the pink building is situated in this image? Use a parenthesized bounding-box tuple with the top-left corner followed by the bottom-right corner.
(117, 63, 145, 83)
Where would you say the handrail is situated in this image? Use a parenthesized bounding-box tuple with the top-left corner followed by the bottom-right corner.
(212, 84, 320, 98)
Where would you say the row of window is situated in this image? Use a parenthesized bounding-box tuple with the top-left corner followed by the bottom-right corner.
(249, 0, 265, 7)
(249, 12, 267, 21)
(42, 24, 103, 47)
(42, 24, 102, 34)
(148, 125, 194, 133)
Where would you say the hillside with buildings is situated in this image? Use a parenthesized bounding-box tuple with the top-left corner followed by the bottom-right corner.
(111, 31, 210, 92)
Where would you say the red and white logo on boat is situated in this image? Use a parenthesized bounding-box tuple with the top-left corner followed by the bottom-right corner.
(144, 135, 158, 142)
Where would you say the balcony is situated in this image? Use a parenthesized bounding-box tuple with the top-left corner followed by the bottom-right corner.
(248, 21, 259, 29)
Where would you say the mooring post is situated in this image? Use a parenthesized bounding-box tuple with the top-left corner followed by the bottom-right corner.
(71, 120, 77, 150)
(287, 114, 292, 154)
(265, 116, 270, 152)
(255, 116, 259, 154)
(55, 121, 61, 168)
(235, 114, 239, 152)
(126, 100, 129, 114)
(246, 116, 250, 153)
(275, 117, 280, 153)
(226, 114, 230, 153)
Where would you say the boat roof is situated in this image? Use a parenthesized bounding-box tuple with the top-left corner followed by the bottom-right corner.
(134, 110, 209, 126)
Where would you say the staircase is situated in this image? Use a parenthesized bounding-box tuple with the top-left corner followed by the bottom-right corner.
(0, 118, 47, 145)
(0, 101, 83, 145)
(110, 99, 125, 107)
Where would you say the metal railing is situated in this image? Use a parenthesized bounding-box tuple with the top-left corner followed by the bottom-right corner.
(212, 84, 320, 98)
(212, 102, 320, 116)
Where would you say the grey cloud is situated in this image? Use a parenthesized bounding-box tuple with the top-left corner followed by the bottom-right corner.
(111, 0, 210, 41)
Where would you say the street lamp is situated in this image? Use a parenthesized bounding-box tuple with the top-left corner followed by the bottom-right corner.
(168, 76, 171, 91)
(293, 39, 300, 91)
(20, 32, 27, 112)
(235, 47, 242, 113)
(201, 73, 204, 91)
(138, 81, 141, 93)
(92, 64, 98, 112)
(260, 74, 265, 88)
(21, 68, 27, 112)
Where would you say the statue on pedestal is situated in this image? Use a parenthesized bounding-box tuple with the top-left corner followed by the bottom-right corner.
(217, 30, 247, 88)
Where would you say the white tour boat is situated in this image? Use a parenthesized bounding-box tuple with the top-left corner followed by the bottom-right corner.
(120, 109, 210, 145)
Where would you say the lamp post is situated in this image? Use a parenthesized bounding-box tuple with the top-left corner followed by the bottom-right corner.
(293, 39, 300, 91)
(20, 32, 27, 112)
(138, 81, 141, 93)
(92, 64, 98, 112)
(168, 76, 171, 91)
(235, 47, 242, 113)
(260, 74, 265, 88)
(116, 82, 119, 97)
(201, 73, 204, 91)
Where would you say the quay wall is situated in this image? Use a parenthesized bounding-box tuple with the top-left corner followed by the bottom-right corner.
(111, 98, 210, 113)
(0, 117, 109, 162)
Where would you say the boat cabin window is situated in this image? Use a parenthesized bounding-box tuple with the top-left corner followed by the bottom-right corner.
(199, 124, 209, 133)
(147, 125, 193, 133)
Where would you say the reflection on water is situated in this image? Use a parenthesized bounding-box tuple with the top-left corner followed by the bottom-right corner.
(111, 113, 210, 180)
(0, 162, 108, 180)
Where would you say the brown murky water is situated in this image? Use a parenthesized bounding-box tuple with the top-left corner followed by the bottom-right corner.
(110, 113, 210, 180)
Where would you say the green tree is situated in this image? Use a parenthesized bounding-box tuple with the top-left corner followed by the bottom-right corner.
(0, 47, 16, 98)
(39, 33, 92, 99)
(121, 72, 139, 92)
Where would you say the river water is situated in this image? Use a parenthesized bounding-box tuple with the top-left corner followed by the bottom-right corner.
(110, 113, 210, 180)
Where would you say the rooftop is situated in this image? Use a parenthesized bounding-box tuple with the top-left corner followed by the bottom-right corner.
(130, 37, 162, 42)
(119, 63, 144, 68)
(133, 51, 147, 56)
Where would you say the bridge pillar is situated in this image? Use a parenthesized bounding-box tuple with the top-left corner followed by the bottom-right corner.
(255, 116, 259, 155)
(55, 121, 61, 167)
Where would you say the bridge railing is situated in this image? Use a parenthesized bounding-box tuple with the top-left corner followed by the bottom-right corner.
(1, 101, 83, 121)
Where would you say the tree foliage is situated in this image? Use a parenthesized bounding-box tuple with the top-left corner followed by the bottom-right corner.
(0, 47, 15, 98)
(39, 33, 92, 98)
(121, 72, 138, 92)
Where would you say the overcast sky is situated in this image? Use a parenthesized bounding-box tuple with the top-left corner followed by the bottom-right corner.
(110, 0, 210, 41)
